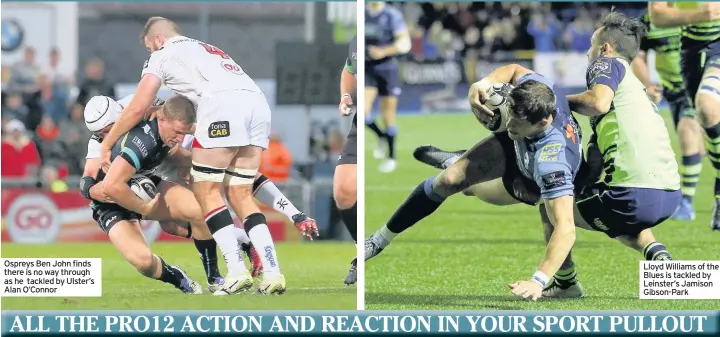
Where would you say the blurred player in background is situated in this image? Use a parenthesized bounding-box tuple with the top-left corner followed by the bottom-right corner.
(99, 17, 296, 295)
(337, 35, 358, 285)
(365, 2, 411, 173)
(650, 2, 720, 229)
(633, 9, 704, 221)
(81, 95, 203, 294)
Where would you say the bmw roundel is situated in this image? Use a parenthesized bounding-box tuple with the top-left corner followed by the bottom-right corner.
(1, 20, 24, 52)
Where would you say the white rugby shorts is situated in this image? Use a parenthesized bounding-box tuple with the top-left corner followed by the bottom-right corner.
(193, 90, 271, 149)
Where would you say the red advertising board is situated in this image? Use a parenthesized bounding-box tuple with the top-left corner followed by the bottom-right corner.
(0, 188, 295, 243)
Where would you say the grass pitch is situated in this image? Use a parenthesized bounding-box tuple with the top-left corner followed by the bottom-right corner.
(2, 242, 356, 310)
(364, 112, 720, 310)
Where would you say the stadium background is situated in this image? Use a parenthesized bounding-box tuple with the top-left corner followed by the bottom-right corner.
(365, 2, 720, 310)
(1, 2, 358, 309)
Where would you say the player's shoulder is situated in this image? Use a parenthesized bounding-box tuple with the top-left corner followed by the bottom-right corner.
(588, 56, 625, 72)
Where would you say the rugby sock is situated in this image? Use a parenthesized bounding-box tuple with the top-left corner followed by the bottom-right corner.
(253, 174, 301, 220)
(156, 256, 184, 287)
(443, 155, 462, 169)
(553, 261, 578, 289)
(704, 122, 720, 198)
(386, 125, 397, 159)
(205, 206, 247, 275)
(193, 239, 221, 281)
(340, 203, 358, 242)
(234, 227, 252, 246)
(643, 242, 672, 260)
(680, 154, 703, 202)
(244, 213, 281, 275)
(365, 118, 386, 139)
(375, 177, 445, 248)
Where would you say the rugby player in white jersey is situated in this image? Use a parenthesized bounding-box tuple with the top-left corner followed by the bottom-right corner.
(86, 94, 317, 293)
(99, 18, 305, 294)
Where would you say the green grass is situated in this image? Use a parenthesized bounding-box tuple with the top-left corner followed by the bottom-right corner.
(1, 242, 356, 310)
(364, 111, 720, 310)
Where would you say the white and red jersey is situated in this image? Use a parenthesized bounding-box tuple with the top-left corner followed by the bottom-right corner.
(141, 36, 261, 106)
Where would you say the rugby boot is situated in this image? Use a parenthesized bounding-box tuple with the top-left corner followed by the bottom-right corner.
(255, 273, 287, 295)
(413, 145, 466, 169)
(173, 266, 203, 294)
(670, 196, 695, 221)
(207, 276, 224, 293)
(344, 258, 357, 286)
(212, 270, 254, 296)
(541, 279, 585, 299)
(712, 198, 720, 231)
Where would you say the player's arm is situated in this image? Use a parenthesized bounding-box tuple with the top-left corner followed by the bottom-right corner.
(567, 58, 620, 117)
(539, 195, 576, 280)
(341, 58, 356, 94)
(649, 2, 719, 28)
(167, 145, 193, 168)
(102, 133, 158, 215)
(80, 138, 113, 203)
(472, 64, 534, 92)
(100, 54, 165, 160)
(632, 50, 651, 87)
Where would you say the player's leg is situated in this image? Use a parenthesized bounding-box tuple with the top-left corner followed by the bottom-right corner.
(366, 133, 507, 261)
(97, 208, 202, 294)
(377, 67, 401, 173)
(191, 145, 254, 295)
(684, 46, 720, 228)
(365, 69, 386, 159)
(335, 118, 358, 285)
(225, 145, 285, 295)
(158, 220, 192, 238)
(150, 180, 228, 291)
(668, 89, 704, 221)
(252, 173, 317, 237)
(222, 92, 285, 295)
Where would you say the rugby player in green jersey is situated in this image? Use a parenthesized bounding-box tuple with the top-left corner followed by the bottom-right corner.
(650, 2, 720, 229)
(632, 9, 704, 220)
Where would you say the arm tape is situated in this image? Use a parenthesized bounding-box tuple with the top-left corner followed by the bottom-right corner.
(80, 176, 98, 200)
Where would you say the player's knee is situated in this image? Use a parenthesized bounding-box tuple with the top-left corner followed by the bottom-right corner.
(159, 221, 191, 238)
(128, 250, 155, 277)
(333, 181, 356, 209)
(436, 167, 467, 195)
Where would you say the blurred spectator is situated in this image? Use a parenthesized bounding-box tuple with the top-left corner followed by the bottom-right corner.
(259, 134, 293, 183)
(58, 104, 92, 175)
(41, 48, 72, 122)
(1, 120, 41, 178)
(527, 12, 561, 52)
(2, 92, 29, 124)
(564, 8, 594, 52)
(9, 47, 41, 94)
(75, 58, 115, 107)
(35, 115, 65, 168)
(41, 166, 69, 193)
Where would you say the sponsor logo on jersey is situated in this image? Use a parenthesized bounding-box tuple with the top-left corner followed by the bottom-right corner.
(132, 136, 149, 156)
(541, 171, 566, 190)
(209, 121, 230, 138)
(7, 194, 61, 243)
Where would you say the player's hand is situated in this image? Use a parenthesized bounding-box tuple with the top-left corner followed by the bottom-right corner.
(339, 94, 354, 116)
(646, 85, 663, 105)
(100, 144, 112, 173)
(140, 194, 161, 216)
(509, 280, 543, 301)
(703, 2, 720, 21)
(368, 46, 385, 60)
(90, 184, 115, 204)
(295, 218, 320, 241)
(468, 82, 494, 123)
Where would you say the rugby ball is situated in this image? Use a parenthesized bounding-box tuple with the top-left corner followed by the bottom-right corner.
(481, 83, 514, 133)
(128, 175, 157, 202)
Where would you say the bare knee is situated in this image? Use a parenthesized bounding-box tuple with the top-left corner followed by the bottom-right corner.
(334, 181, 356, 209)
(434, 167, 467, 197)
(128, 250, 156, 277)
(696, 93, 720, 127)
(159, 221, 190, 238)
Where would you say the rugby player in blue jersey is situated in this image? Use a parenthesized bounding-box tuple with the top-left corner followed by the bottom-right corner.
(365, 2, 411, 173)
(365, 63, 586, 301)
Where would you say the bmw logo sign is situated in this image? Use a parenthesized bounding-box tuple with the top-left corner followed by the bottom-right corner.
(2, 20, 24, 52)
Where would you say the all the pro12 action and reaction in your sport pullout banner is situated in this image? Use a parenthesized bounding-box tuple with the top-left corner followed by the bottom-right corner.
(1, 311, 718, 334)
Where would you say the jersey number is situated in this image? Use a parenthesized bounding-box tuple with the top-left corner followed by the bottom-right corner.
(199, 42, 230, 59)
